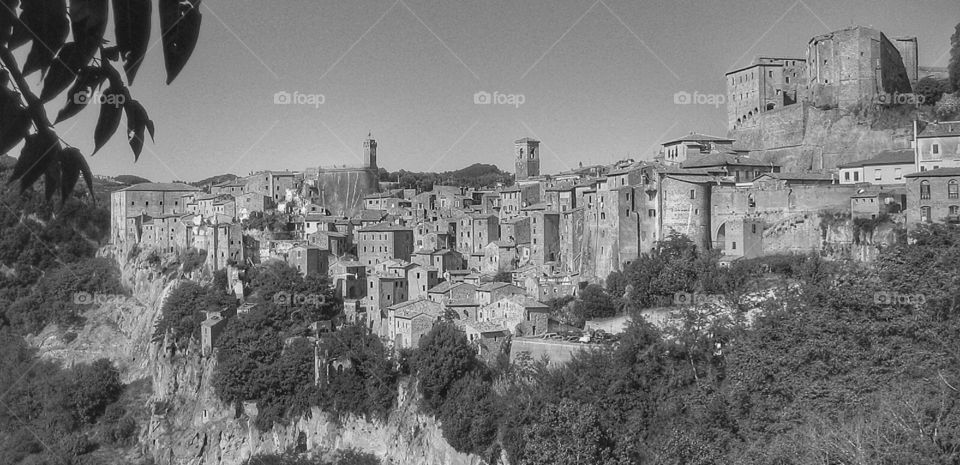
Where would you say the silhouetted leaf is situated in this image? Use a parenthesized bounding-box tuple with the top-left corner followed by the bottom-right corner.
(21, 0, 70, 76)
(55, 66, 107, 123)
(0, 0, 20, 47)
(70, 0, 108, 60)
(123, 99, 151, 160)
(159, 0, 201, 85)
(0, 85, 31, 155)
(113, 0, 151, 84)
(43, 157, 61, 200)
(92, 86, 124, 154)
(12, 133, 60, 193)
(59, 147, 87, 200)
(40, 42, 84, 103)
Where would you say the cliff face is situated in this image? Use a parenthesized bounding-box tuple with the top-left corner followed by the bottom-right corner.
(33, 248, 487, 465)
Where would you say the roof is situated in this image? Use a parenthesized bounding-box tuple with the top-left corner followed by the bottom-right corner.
(358, 223, 411, 233)
(917, 121, 960, 139)
(662, 132, 734, 145)
(514, 137, 540, 144)
(905, 167, 960, 178)
(428, 281, 476, 294)
(390, 299, 444, 319)
(478, 282, 522, 292)
(118, 182, 199, 192)
(358, 210, 388, 221)
(681, 152, 771, 168)
(836, 149, 914, 169)
(757, 172, 835, 182)
(463, 320, 510, 334)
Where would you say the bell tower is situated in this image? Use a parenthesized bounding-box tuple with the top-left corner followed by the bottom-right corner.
(363, 133, 377, 170)
(514, 137, 540, 181)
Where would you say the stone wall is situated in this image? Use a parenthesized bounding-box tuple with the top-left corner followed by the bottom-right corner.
(314, 168, 379, 218)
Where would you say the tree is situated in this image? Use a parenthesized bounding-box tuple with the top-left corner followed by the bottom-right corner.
(69, 358, 122, 423)
(1, 0, 202, 201)
(413, 322, 477, 412)
(916, 76, 951, 105)
(575, 284, 616, 323)
(951, 22, 960, 92)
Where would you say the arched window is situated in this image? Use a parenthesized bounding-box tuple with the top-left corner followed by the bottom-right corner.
(949, 180, 958, 199)
(920, 181, 931, 200)
(766, 103, 776, 111)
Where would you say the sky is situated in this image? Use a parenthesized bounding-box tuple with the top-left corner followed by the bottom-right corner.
(25, 0, 960, 182)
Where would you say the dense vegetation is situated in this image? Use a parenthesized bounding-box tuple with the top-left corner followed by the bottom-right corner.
(377, 163, 514, 191)
(403, 225, 960, 464)
(244, 449, 380, 465)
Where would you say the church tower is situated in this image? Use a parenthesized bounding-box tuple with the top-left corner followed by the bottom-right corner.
(514, 137, 540, 181)
(363, 133, 377, 170)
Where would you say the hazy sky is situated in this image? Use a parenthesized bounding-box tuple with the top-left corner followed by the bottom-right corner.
(31, 0, 959, 182)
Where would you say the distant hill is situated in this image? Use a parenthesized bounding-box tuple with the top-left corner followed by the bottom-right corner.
(113, 175, 152, 185)
(191, 173, 238, 187)
(379, 163, 513, 191)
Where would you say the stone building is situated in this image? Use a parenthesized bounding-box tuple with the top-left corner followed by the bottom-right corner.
(805, 26, 915, 109)
(726, 57, 807, 130)
(838, 149, 914, 185)
(514, 137, 541, 181)
(356, 223, 414, 266)
(916, 121, 960, 172)
(110, 182, 199, 246)
(457, 213, 500, 254)
(905, 168, 960, 228)
(659, 133, 735, 166)
(477, 295, 550, 336)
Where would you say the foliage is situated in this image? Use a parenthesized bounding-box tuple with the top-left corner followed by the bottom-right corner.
(413, 322, 479, 413)
(314, 324, 398, 421)
(951, 22, 960, 92)
(4, 256, 124, 333)
(573, 284, 616, 323)
(378, 163, 513, 191)
(179, 247, 207, 274)
(916, 76, 952, 105)
(2, 0, 203, 200)
(491, 270, 512, 283)
(244, 450, 381, 465)
(0, 330, 130, 463)
(152, 280, 236, 346)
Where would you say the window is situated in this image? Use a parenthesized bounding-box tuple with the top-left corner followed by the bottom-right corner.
(894, 168, 902, 180)
(951, 180, 959, 199)
(689, 189, 696, 199)
(732, 242, 737, 250)
(933, 144, 940, 155)
(921, 206, 931, 222)
(853, 171, 859, 182)
(844, 171, 850, 181)
(921, 181, 931, 200)
(648, 209, 656, 217)
(751, 224, 757, 234)
(874, 169, 882, 181)
(951, 206, 959, 216)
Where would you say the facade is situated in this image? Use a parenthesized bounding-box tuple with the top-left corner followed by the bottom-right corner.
(916, 121, 960, 172)
(477, 295, 550, 336)
(726, 57, 807, 130)
(837, 149, 914, 185)
(357, 224, 414, 266)
(905, 168, 960, 228)
(659, 133, 735, 166)
(805, 26, 915, 109)
(514, 137, 541, 181)
(110, 183, 199, 246)
(388, 299, 444, 349)
(457, 213, 500, 254)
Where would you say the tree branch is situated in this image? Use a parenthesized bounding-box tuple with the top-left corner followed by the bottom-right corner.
(0, 46, 55, 139)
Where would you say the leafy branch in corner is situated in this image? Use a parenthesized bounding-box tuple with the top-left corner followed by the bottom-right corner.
(0, 0, 203, 203)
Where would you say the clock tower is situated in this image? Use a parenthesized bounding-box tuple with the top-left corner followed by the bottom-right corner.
(514, 137, 540, 181)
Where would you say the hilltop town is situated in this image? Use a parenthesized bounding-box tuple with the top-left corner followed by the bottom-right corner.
(106, 24, 960, 364)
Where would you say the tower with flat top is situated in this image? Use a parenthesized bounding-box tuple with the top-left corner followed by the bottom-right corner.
(363, 133, 377, 170)
(515, 137, 540, 181)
